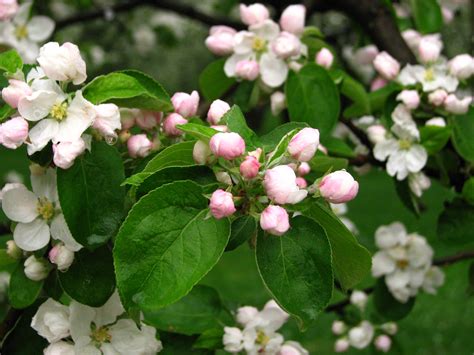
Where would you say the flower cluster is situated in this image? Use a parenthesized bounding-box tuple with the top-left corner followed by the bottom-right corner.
(31, 292, 162, 354)
(0, 41, 122, 169)
(372, 222, 444, 303)
(331, 290, 398, 353)
(223, 300, 307, 354)
(0, 1, 54, 63)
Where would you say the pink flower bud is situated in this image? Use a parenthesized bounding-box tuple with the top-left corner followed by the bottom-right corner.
(297, 162, 310, 176)
(209, 189, 236, 219)
(295, 177, 307, 188)
(53, 139, 86, 169)
(120, 108, 137, 129)
(236, 306, 259, 326)
(248, 148, 263, 160)
(448, 54, 474, 80)
(402, 29, 422, 51)
(442, 6, 454, 24)
(193, 140, 212, 165)
(425, 117, 446, 127)
(319, 170, 359, 204)
(354, 45, 379, 65)
(272, 32, 301, 59)
(270, 91, 286, 115)
(1, 79, 32, 108)
(334, 338, 349, 353)
(0, 0, 18, 20)
(240, 156, 260, 179)
(370, 76, 387, 91)
(332, 321, 347, 335)
(239, 3, 269, 26)
(288, 128, 320, 162)
(418, 36, 442, 63)
(209, 132, 246, 160)
(279, 4, 306, 35)
(396, 90, 420, 110)
(207, 99, 231, 125)
(264, 165, 308, 204)
(205, 26, 237, 56)
(367, 125, 387, 144)
(428, 89, 448, 106)
(211, 125, 229, 132)
(49, 244, 74, 272)
(0, 116, 28, 149)
(444, 94, 472, 114)
(373, 52, 400, 80)
(93, 103, 121, 139)
(235, 60, 260, 81)
(163, 113, 188, 137)
(374, 335, 392, 353)
(135, 110, 162, 130)
(127, 134, 152, 158)
(260, 205, 290, 236)
(316, 48, 334, 69)
(171, 91, 199, 117)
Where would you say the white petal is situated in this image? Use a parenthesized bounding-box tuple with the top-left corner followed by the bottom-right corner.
(233, 31, 255, 55)
(375, 222, 406, 249)
(69, 301, 95, 346)
(18, 91, 58, 121)
(260, 53, 288, 88)
(386, 270, 410, 289)
(224, 53, 249, 77)
(27, 119, 59, 155)
(93, 291, 124, 327)
(386, 150, 409, 180)
(2, 188, 38, 223)
(27, 16, 55, 42)
(373, 139, 398, 161)
(14, 219, 50, 251)
(13, 2, 32, 26)
(75, 344, 102, 355)
(250, 20, 280, 40)
(50, 214, 82, 252)
(406, 145, 427, 173)
(31, 79, 65, 99)
(31, 167, 57, 201)
(372, 251, 396, 277)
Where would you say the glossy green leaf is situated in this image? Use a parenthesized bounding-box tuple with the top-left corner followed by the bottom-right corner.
(260, 122, 309, 151)
(320, 137, 356, 158)
(193, 328, 225, 350)
(0, 249, 18, 269)
(199, 59, 236, 101)
(410, 0, 443, 33)
(226, 215, 257, 251)
(308, 153, 348, 176)
(462, 177, 474, 205)
(0, 49, 23, 74)
(339, 74, 370, 119)
(437, 198, 474, 245)
(0, 104, 15, 123)
(374, 279, 415, 320)
(8, 264, 44, 309)
(222, 105, 260, 150)
(177, 123, 219, 142)
(420, 125, 451, 155)
(451, 108, 474, 162)
(265, 128, 299, 168)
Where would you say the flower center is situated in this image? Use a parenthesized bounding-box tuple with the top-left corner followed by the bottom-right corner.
(256, 330, 270, 346)
(396, 259, 409, 269)
(91, 326, 112, 344)
(252, 37, 266, 52)
(398, 139, 411, 150)
(36, 197, 54, 221)
(50, 102, 68, 121)
(15, 25, 28, 39)
(424, 68, 435, 82)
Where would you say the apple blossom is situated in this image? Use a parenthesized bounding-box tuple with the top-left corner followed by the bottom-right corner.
(1, 79, 32, 108)
(402, 29, 422, 51)
(408, 172, 431, 197)
(134, 110, 162, 130)
(207, 99, 230, 125)
(271, 91, 286, 115)
(375, 335, 392, 352)
(334, 338, 350, 353)
(127, 134, 152, 158)
(193, 140, 212, 165)
(332, 320, 347, 335)
(428, 89, 448, 106)
(235, 59, 260, 80)
(295, 177, 307, 189)
(287, 128, 320, 162)
(236, 306, 259, 326)
(425, 117, 446, 127)
(209, 132, 246, 160)
(422, 266, 445, 294)
(24, 255, 49, 281)
(318, 170, 359, 204)
(211, 124, 229, 132)
(297, 162, 310, 176)
(348, 321, 374, 349)
(49, 243, 75, 271)
(171, 90, 199, 117)
(398, 63, 458, 93)
(396, 90, 420, 110)
(316, 48, 334, 69)
(120, 108, 137, 129)
(163, 113, 188, 136)
(239, 3, 269, 26)
(367, 124, 387, 144)
(93, 103, 122, 138)
(260, 205, 290, 236)
(205, 26, 236, 56)
(350, 290, 368, 310)
(373, 52, 400, 80)
(223, 327, 245, 353)
(279, 5, 306, 35)
(272, 32, 301, 59)
(380, 322, 398, 335)
(240, 155, 260, 179)
(210, 189, 236, 219)
(31, 299, 70, 343)
(43, 342, 75, 355)
(53, 139, 87, 170)
(370, 76, 387, 91)
(279, 341, 309, 355)
(0, 0, 17, 20)
(444, 94, 472, 114)
(0, 116, 28, 149)
(417, 36, 442, 63)
(263, 165, 308, 204)
(448, 54, 474, 80)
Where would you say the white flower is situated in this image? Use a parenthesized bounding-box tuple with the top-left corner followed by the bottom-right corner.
(24, 255, 49, 281)
(279, 341, 309, 355)
(350, 290, 368, 310)
(348, 321, 374, 349)
(1, 168, 82, 252)
(31, 299, 71, 343)
(422, 266, 444, 294)
(0, 2, 54, 63)
(223, 327, 245, 353)
(398, 63, 458, 93)
(408, 172, 431, 197)
(44, 341, 75, 355)
(236, 306, 259, 326)
(224, 20, 292, 88)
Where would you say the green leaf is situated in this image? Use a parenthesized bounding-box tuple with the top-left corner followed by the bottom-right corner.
(451, 108, 474, 162)
(308, 153, 348, 176)
(0, 249, 18, 269)
(0, 49, 23, 74)
(286, 64, 340, 138)
(58, 246, 115, 307)
(294, 200, 371, 290)
(160, 332, 213, 355)
(144, 285, 222, 335)
(193, 328, 224, 350)
(420, 125, 451, 155)
(114, 181, 230, 311)
(222, 105, 260, 150)
(339, 73, 370, 119)
(393, 179, 421, 217)
(0, 104, 15, 123)
(8, 264, 44, 309)
(82, 70, 172, 111)
(468, 262, 474, 296)
(365, 82, 402, 115)
(374, 279, 415, 321)
(199, 59, 236, 101)
(57, 141, 125, 248)
(410, 0, 443, 33)
(266, 128, 299, 168)
(123, 141, 196, 186)
(320, 137, 356, 158)
(177, 123, 219, 142)
(226, 215, 257, 251)
(462, 177, 474, 205)
(437, 198, 474, 245)
(232, 81, 260, 112)
(301, 26, 325, 39)
(260, 122, 309, 151)
(256, 216, 333, 328)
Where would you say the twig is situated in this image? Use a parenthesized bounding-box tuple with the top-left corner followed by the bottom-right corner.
(0, 308, 22, 341)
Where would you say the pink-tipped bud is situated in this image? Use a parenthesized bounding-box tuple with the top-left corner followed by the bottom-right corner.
(373, 52, 400, 80)
(418, 36, 442, 64)
(270, 91, 286, 115)
(127, 134, 152, 158)
(279, 4, 306, 35)
(288, 127, 320, 162)
(235, 60, 260, 81)
(315, 48, 334, 69)
(367, 125, 387, 144)
(207, 99, 231, 125)
(334, 338, 349, 353)
(1, 79, 32, 108)
(448, 54, 474, 80)
(319, 170, 359, 204)
(120, 108, 138, 130)
(211, 125, 229, 132)
(425, 117, 446, 127)
(53, 139, 86, 170)
(370, 76, 388, 91)
(193, 140, 212, 165)
(297, 162, 311, 176)
(0, 0, 18, 21)
(295, 177, 307, 188)
(236, 306, 259, 326)
(428, 89, 448, 106)
(205, 26, 237, 56)
(0, 116, 28, 149)
(209, 132, 246, 160)
(396, 90, 420, 110)
(239, 3, 269, 26)
(263, 165, 308, 205)
(135, 110, 162, 130)
(49, 244, 74, 272)
(444, 94, 472, 115)
(240, 156, 260, 179)
(163, 113, 188, 137)
(210, 189, 236, 219)
(260, 205, 290, 236)
(402, 29, 422, 51)
(171, 91, 199, 117)
(374, 335, 392, 353)
(93, 103, 121, 139)
(354, 45, 379, 65)
(332, 321, 347, 335)
(272, 32, 301, 59)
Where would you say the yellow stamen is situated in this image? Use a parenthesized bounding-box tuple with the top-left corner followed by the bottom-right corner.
(50, 102, 68, 121)
(36, 197, 54, 221)
(424, 68, 435, 82)
(91, 326, 112, 344)
(256, 330, 270, 346)
(15, 25, 28, 39)
(252, 37, 266, 52)
(398, 139, 411, 150)
(397, 259, 409, 269)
